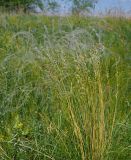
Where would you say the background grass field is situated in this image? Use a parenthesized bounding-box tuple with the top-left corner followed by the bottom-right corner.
(0, 15, 131, 160)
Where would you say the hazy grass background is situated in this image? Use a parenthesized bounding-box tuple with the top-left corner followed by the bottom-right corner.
(0, 15, 131, 160)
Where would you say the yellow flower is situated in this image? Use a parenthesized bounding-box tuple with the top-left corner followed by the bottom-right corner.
(15, 122, 23, 129)
(0, 135, 4, 142)
(14, 115, 23, 129)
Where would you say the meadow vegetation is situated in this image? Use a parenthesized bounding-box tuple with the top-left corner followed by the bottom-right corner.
(0, 15, 131, 160)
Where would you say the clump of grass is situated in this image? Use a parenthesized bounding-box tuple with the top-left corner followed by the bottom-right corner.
(0, 15, 130, 160)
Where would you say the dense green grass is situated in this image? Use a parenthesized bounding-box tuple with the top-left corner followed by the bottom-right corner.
(0, 15, 131, 160)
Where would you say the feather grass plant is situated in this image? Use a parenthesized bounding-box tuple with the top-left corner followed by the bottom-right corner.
(0, 15, 130, 160)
